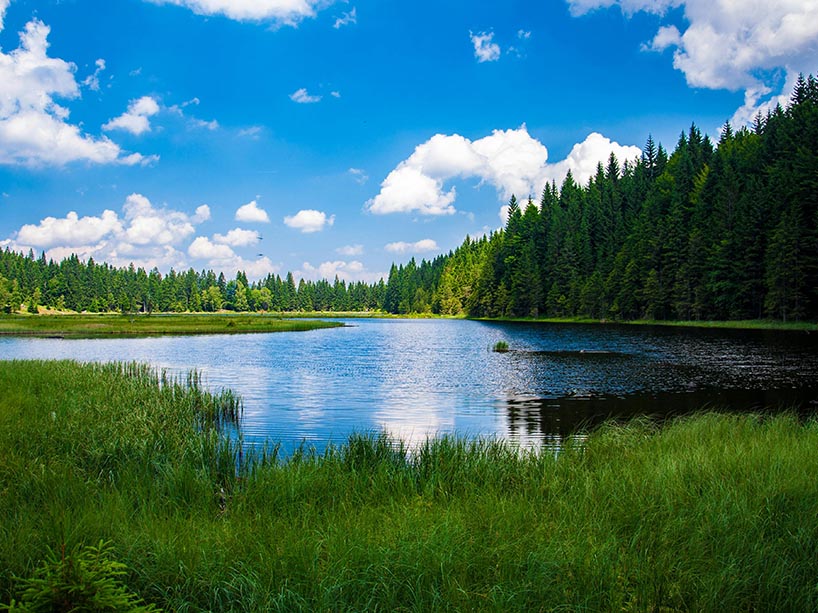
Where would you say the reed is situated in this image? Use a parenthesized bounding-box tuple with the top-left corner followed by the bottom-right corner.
(2, 360, 817, 611)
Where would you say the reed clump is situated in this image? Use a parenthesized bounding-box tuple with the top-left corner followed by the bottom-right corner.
(2, 359, 818, 611)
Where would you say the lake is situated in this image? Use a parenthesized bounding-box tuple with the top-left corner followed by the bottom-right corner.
(2, 319, 817, 452)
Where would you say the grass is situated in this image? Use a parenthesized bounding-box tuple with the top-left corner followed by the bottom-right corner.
(475, 315, 818, 332)
(492, 340, 509, 352)
(2, 360, 818, 611)
(0, 313, 343, 338)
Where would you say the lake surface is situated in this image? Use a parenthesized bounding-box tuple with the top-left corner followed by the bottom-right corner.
(2, 319, 817, 451)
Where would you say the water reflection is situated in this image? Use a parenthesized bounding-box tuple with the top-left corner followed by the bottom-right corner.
(1, 319, 817, 453)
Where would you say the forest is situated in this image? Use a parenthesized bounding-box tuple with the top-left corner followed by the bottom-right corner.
(1, 74, 817, 322)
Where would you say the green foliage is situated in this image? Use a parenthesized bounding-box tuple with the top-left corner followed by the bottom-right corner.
(3, 541, 158, 612)
(492, 340, 509, 352)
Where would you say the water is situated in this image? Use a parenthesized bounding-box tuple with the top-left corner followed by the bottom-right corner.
(2, 319, 817, 451)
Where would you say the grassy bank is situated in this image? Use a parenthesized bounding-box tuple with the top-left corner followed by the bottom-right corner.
(0, 313, 343, 338)
(2, 360, 818, 611)
(475, 315, 818, 332)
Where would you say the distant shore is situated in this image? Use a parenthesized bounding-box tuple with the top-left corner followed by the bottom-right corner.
(1, 310, 815, 338)
(0, 312, 343, 338)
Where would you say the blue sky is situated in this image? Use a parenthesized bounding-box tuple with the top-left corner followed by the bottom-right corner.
(1, 0, 816, 281)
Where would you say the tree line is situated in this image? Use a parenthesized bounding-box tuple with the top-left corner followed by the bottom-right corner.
(2, 74, 817, 321)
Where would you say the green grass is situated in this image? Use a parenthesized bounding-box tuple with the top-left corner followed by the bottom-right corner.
(0, 313, 343, 338)
(2, 360, 818, 611)
(475, 315, 818, 332)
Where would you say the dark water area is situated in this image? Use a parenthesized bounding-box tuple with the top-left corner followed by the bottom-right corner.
(1, 319, 817, 452)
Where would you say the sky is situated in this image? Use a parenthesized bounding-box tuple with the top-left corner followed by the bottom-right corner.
(1, 0, 816, 283)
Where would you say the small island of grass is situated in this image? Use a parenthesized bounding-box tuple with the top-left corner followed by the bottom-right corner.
(0, 312, 343, 338)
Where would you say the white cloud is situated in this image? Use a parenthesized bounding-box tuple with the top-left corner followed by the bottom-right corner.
(238, 126, 262, 139)
(284, 209, 335, 233)
(546, 132, 642, 187)
(0, 0, 9, 30)
(470, 31, 501, 63)
(213, 228, 260, 247)
(337, 244, 364, 256)
(82, 59, 106, 91)
(103, 96, 160, 135)
(290, 88, 322, 103)
(187, 236, 278, 279)
(334, 7, 356, 28)
(192, 204, 211, 223)
(145, 0, 331, 26)
(15, 210, 122, 248)
(384, 239, 439, 254)
(2, 193, 208, 270)
(518, 29, 532, 39)
(0, 19, 150, 166)
(188, 236, 234, 260)
(368, 127, 639, 216)
(570, 0, 818, 125)
(348, 167, 368, 184)
(235, 200, 270, 223)
(298, 260, 385, 283)
(189, 117, 219, 130)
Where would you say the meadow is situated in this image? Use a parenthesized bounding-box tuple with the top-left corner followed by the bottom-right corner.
(0, 313, 342, 338)
(1, 359, 817, 611)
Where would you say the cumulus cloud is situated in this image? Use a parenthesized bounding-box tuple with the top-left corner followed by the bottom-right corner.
(334, 7, 356, 28)
(0, 19, 151, 166)
(213, 228, 261, 247)
(284, 209, 335, 233)
(367, 126, 640, 216)
(103, 96, 160, 135)
(568, 0, 818, 125)
(385, 239, 439, 254)
(469, 30, 501, 62)
(238, 126, 262, 139)
(298, 260, 385, 283)
(1, 193, 208, 270)
(188, 236, 277, 279)
(337, 244, 364, 256)
(144, 0, 330, 26)
(290, 88, 322, 103)
(235, 200, 270, 223)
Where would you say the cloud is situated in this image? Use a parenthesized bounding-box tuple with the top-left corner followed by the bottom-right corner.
(0, 0, 9, 30)
(298, 260, 385, 283)
(1, 193, 208, 270)
(103, 96, 160, 135)
(334, 7, 356, 28)
(290, 88, 322, 103)
(235, 200, 270, 223)
(82, 59, 106, 91)
(144, 0, 331, 26)
(192, 204, 211, 223)
(348, 167, 368, 184)
(469, 31, 501, 62)
(385, 239, 439, 254)
(569, 0, 818, 125)
(367, 127, 641, 216)
(336, 244, 364, 256)
(284, 209, 335, 233)
(518, 29, 532, 39)
(238, 126, 263, 139)
(330, 90, 341, 98)
(213, 228, 260, 247)
(0, 19, 151, 166)
(188, 236, 278, 279)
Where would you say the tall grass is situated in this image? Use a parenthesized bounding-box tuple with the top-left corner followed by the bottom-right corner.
(2, 360, 818, 611)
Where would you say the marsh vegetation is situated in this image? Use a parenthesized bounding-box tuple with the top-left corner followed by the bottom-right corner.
(2, 360, 818, 611)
